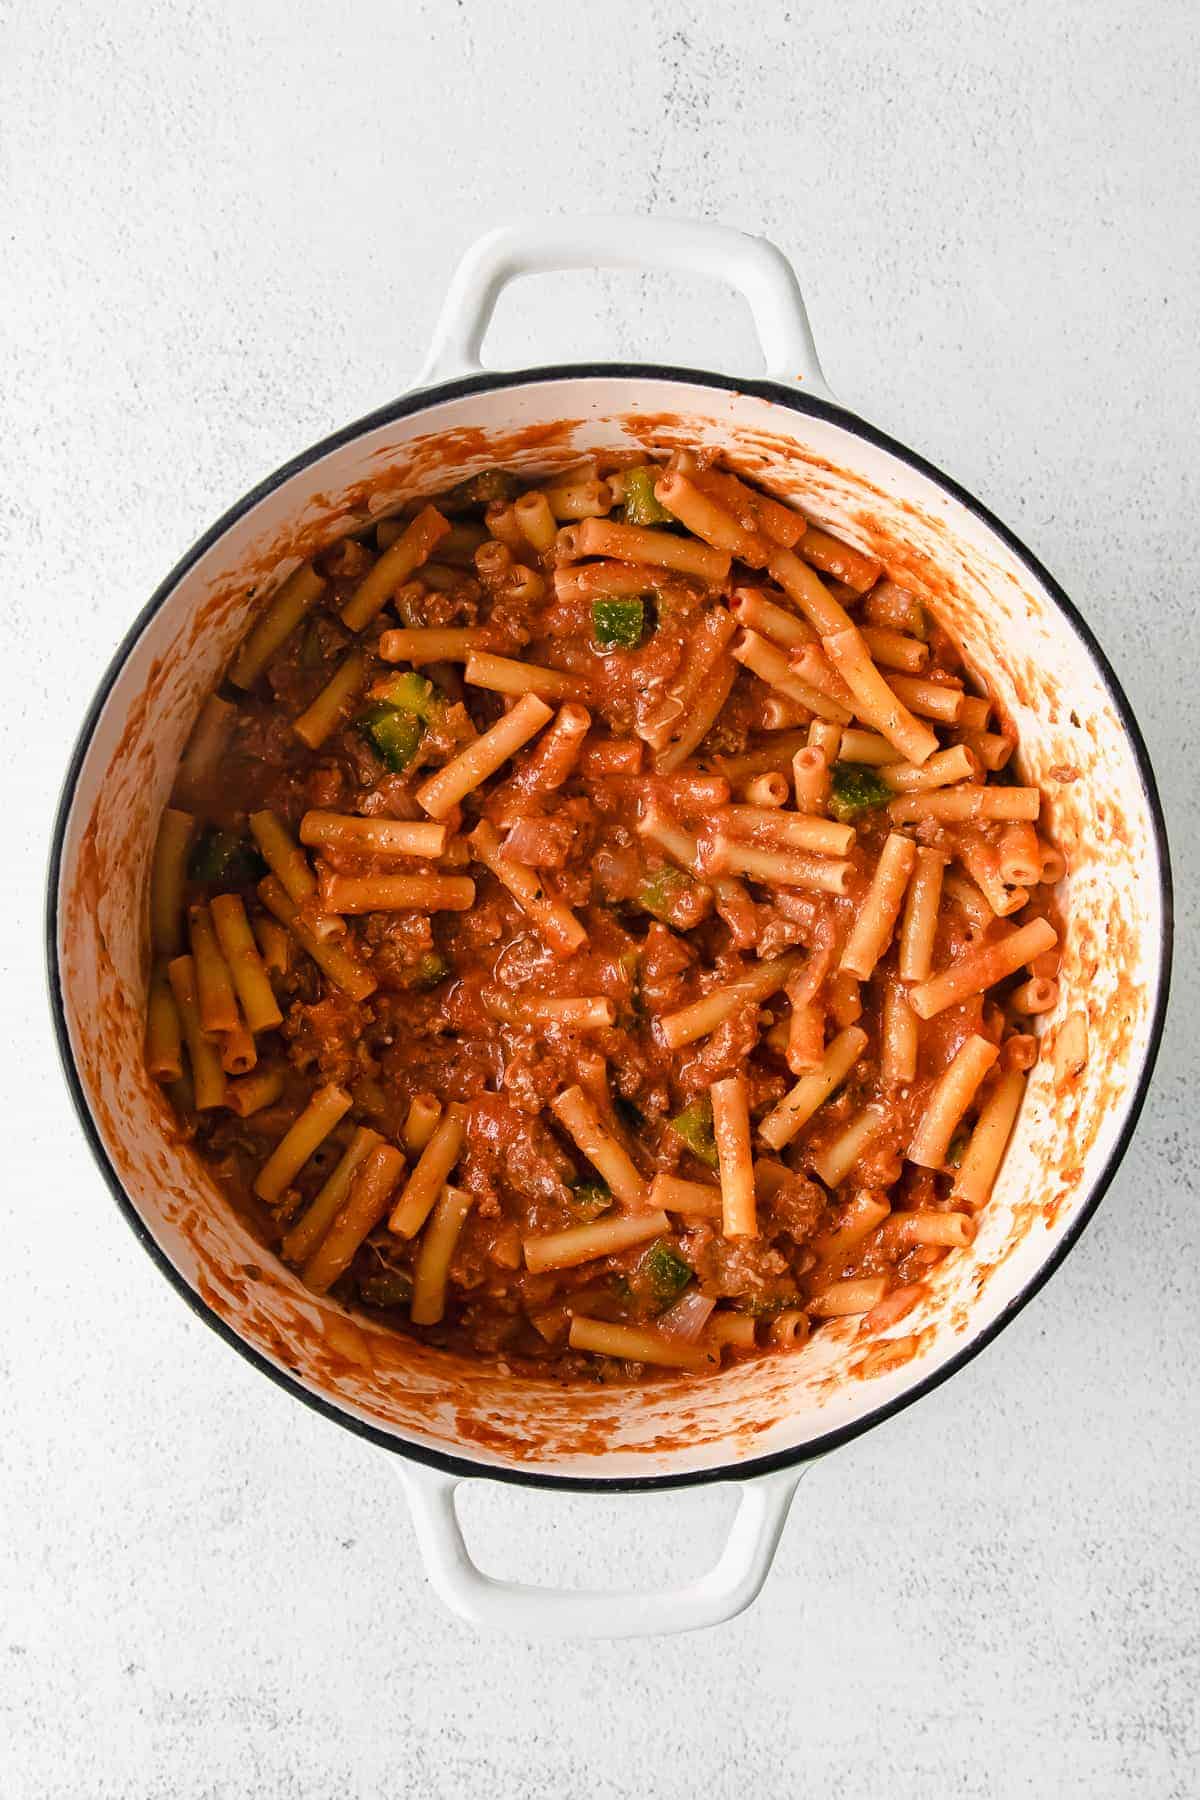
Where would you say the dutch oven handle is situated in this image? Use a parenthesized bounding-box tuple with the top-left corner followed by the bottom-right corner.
(413, 214, 831, 396)
(402, 1468, 805, 1641)
(399, 1462, 804, 1638)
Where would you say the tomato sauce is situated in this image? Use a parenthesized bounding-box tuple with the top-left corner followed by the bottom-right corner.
(148, 452, 1064, 1382)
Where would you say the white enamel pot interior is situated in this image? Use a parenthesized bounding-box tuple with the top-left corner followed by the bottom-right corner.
(48, 219, 1172, 1638)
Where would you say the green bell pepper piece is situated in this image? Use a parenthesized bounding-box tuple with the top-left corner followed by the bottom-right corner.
(376, 671, 444, 723)
(187, 828, 265, 886)
(568, 1182, 614, 1222)
(356, 701, 424, 772)
(634, 1240, 692, 1309)
(636, 864, 694, 923)
(669, 1097, 718, 1169)
(621, 465, 675, 526)
(593, 597, 646, 650)
(828, 761, 893, 822)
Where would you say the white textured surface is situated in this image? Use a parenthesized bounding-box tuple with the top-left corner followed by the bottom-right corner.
(2, 1, 1197, 1794)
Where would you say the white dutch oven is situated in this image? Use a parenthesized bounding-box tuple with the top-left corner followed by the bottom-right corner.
(48, 218, 1172, 1638)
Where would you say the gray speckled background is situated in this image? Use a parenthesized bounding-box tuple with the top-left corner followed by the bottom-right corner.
(3, 2, 1197, 1794)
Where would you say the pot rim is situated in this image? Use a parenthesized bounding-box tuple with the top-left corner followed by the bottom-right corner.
(44, 361, 1175, 1493)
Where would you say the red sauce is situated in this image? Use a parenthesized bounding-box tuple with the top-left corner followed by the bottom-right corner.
(147, 451, 1067, 1385)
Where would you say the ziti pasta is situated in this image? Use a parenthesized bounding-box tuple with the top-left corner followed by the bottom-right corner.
(144, 447, 1067, 1382)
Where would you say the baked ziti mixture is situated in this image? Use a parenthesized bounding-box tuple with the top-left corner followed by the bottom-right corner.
(145, 450, 1066, 1380)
